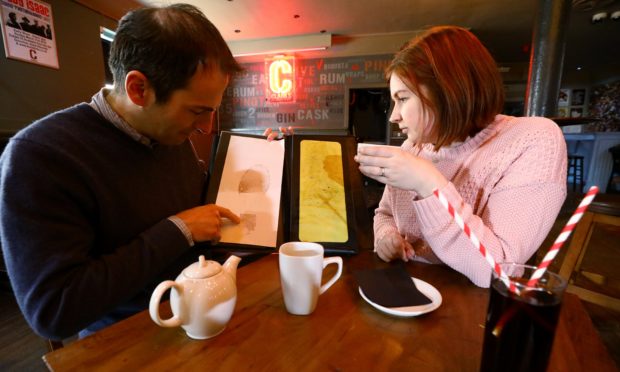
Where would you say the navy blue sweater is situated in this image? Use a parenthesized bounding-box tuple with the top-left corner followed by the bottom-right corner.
(0, 103, 213, 339)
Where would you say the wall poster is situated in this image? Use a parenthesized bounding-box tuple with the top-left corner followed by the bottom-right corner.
(220, 54, 392, 131)
(0, 0, 58, 69)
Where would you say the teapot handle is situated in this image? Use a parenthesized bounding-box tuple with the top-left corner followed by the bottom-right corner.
(149, 280, 183, 328)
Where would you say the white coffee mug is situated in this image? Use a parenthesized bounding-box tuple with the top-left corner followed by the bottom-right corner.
(279, 242, 343, 315)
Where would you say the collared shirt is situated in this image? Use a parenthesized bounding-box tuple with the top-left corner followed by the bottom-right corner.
(88, 89, 195, 247)
(89, 88, 154, 147)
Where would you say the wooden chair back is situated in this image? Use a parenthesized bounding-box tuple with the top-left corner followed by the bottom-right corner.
(559, 193, 620, 311)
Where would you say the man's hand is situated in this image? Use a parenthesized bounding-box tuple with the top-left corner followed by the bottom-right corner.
(175, 204, 240, 243)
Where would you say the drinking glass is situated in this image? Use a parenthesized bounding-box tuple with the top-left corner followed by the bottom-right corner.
(480, 263, 567, 372)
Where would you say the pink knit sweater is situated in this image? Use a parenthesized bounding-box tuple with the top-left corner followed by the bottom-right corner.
(374, 115, 567, 287)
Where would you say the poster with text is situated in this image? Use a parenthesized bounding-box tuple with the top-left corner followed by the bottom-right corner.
(0, 0, 58, 69)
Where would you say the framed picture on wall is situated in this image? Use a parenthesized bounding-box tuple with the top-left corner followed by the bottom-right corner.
(571, 89, 585, 106)
(570, 107, 583, 118)
(558, 89, 570, 106)
(557, 107, 569, 118)
(0, 0, 59, 69)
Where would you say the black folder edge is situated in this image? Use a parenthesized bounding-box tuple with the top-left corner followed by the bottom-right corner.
(205, 131, 372, 255)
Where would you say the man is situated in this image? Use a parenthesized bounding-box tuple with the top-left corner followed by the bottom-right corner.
(6, 12, 21, 29)
(0, 4, 243, 340)
(19, 16, 31, 32)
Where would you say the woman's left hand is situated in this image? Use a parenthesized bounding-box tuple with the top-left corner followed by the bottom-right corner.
(355, 146, 447, 198)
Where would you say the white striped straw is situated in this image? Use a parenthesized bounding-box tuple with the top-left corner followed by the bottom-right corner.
(433, 189, 518, 294)
(527, 185, 599, 286)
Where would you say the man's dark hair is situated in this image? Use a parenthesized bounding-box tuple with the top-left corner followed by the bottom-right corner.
(109, 3, 242, 103)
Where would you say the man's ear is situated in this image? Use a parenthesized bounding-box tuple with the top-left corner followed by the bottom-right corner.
(125, 70, 152, 107)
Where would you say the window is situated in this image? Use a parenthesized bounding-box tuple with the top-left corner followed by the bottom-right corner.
(100, 27, 115, 88)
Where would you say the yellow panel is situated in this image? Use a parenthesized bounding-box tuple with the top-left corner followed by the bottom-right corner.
(299, 140, 348, 242)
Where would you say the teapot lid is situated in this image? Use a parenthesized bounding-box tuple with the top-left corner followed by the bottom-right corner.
(183, 255, 221, 279)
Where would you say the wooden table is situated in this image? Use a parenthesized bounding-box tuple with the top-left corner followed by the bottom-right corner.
(43, 251, 617, 371)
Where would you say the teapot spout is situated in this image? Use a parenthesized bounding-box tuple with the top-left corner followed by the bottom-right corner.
(222, 255, 241, 281)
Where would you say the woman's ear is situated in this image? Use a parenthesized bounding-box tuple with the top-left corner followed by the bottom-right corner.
(125, 70, 152, 107)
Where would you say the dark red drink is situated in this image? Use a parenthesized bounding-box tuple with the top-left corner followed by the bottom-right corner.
(480, 268, 565, 372)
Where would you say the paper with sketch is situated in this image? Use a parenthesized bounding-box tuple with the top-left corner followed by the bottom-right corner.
(215, 136, 285, 247)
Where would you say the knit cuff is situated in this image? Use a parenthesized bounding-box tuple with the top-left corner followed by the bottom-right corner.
(412, 182, 461, 231)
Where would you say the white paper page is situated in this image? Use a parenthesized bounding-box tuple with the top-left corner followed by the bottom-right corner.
(216, 136, 285, 247)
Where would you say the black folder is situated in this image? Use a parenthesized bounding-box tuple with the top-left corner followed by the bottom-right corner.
(205, 131, 372, 255)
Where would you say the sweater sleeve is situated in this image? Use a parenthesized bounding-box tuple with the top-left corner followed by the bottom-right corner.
(413, 182, 565, 287)
(373, 185, 401, 248)
(0, 139, 193, 339)
(412, 123, 567, 287)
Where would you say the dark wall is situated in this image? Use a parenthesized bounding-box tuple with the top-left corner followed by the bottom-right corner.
(0, 0, 117, 132)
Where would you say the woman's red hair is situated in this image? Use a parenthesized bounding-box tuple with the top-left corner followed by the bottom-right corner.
(386, 26, 505, 150)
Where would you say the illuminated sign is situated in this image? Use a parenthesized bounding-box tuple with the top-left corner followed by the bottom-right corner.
(265, 55, 295, 102)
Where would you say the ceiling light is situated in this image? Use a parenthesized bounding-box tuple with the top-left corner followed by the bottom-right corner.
(100, 27, 115, 42)
(229, 33, 331, 57)
(233, 47, 328, 58)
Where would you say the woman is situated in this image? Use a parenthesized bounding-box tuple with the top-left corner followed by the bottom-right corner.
(355, 26, 567, 287)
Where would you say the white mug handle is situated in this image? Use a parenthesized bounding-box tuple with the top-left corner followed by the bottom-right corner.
(149, 280, 183, 328)
(319, 256, 343, 295)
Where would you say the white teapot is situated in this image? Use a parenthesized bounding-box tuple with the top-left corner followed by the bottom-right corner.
(149, 255, 241, 339)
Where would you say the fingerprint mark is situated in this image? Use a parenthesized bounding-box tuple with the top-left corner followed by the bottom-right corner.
(238, 164, 270, 193)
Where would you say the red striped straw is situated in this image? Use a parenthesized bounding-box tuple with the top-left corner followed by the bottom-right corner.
(433, 189, 518, 294)
(527, 185, 599, 286)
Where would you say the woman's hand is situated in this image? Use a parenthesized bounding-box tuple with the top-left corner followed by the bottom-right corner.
(355, 146, 447, 198)
(375, 232, 415, 262)
(263, 126, 293, 141)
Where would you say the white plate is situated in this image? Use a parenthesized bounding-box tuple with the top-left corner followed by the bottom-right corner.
(358, 277, 442, 317)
